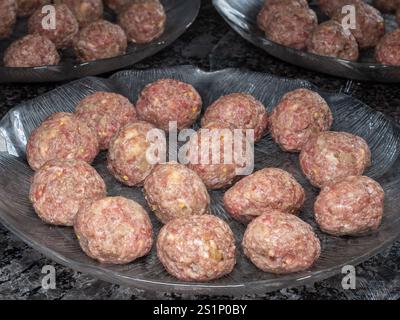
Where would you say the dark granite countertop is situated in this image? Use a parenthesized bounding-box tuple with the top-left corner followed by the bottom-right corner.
(0, 1, 399, 300)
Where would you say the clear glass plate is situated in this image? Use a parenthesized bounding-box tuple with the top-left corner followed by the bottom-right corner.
(0, 0, 200, 83)
(0, 66, 399, 295)
(213, 0, 400, 83)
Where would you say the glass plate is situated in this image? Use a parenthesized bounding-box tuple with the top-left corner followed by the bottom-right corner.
(0, 66, 400, 295)
(0, 0, 200, 83)
(213, 0, 400, 83)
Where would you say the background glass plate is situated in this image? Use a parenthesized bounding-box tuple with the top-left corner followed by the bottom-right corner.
(0, 0, 200, 83)
(213, 0, 400, 83)
(0, 66, 400, 295)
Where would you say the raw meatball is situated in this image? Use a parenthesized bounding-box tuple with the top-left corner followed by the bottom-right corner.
(0, 0, 17, 39)
(73, 20, 127, 62)
(373, 0, 400, 12)
(3, 34, 60, 67)
(75, 196, 153, 264)
(186, 123, 254, 190)
(316, 0, 361, 17)
(75, 92, 137, 150)
(332, 2, 385, 49)
(257, 0, 309, 32)
(29, 159, 106, 226)
(144, 162, 210, 224)
(201, 93, 269, 142)
(157, 215, 236, 281)
(136, 79, 202, 131)
(28, 4, 79, 49)
(242, 211, 321, 274)
(16, 0, 50, 17)
(118, 0, 166, 44)
(55, 0, 103, 27)
(314, 176, 384, 236)
(26, 112, 99, 171)
(307, 20, 359, 61)
(224, 168, 305, 224)
(104, 0, 130, 13)
(264, 5, 317, 50)
(107, 121, 160, 186)
(299, 131, 371, 188)
(270, 88, 333, 152)
(375, 28, 400, 65)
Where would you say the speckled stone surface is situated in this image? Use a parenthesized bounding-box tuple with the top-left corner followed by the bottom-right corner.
(0, 1, 399, 300)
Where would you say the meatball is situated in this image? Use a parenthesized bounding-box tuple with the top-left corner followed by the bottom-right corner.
(332, 2, 385, 49)
(242, 211, 321, 274)
(307, 20, 359, 61)
(264, 5, 317, 50)
(314, 176, 384, 236)
(224, 168, 305, 224)
(75, 92, 137, 150)
(373, 0, 400, 12)
(28, 4, 79, 49)
(270, 88, 333, 152)
(73, 20, 127, 62)
(16, 0, 50, 17)
(186, 124, 254, 190)
(74, 196, 153, 264)
(375, 28, 400, 65)
(118, 0, 166, 44)
(157, 215, 236, 281)
(316, 0, 361, 17)
(299, 131, 371, 188)
(136, 79, 202, 131)
(257, 0, 309, 32)
(107, 121, 161, 186)
(0, 0, 17, 39)
(26, 112, 99, 171)
(104, 0, 130, 13)
(144, 162, 210, 224)
(55, 0, 103, 27)
(3, 34, 60, 68)
(201, 93, 269, 142)
(29, 159, 106, 226)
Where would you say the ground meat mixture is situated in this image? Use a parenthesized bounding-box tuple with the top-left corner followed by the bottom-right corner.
(3, 34, 60, 67)
(29, 159, 106, 226)
(28, 4, 79, 49)
(144, 162, 210, 224)
(104, 0, 130, 13)
(136, 79, 202, 131)
(157, 214, 236, 281)
(299, 131, 371, 188)
(0, 0, 17, 39)
(314, 175, 384, 236)
(375, 28, 400, 65)
(26, 112, 99, 171)
(270, 88, 333, 152)
(224, 168, 305, 224)
(307, 20, 359, 61)
(73, 20, 127, 62)
(74, 196, 153, 264)
(257, 0, 309, 32)
(201, 93, 269, 142)
(75, 92, 137, 150)
(186, 123, 254, 190)
(242, 211, 321, 274)
(118, 0, 166, 44)
(107, 121, 160, 186)
(373, 0, 400, 12)
(264, 5, 317, 50)
(55, 0, 104, 27)
(316, 0, 361, 17)
(332, 2, 385, 49)
(16, 0, 50, 17)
